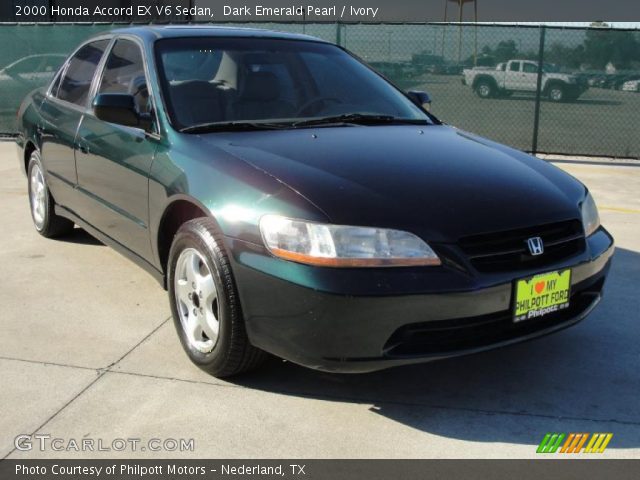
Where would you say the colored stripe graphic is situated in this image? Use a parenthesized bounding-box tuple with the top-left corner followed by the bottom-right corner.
(584, 433, 600, 453)
(598, 434, 614, 453)
(538, 433, 613, 454)
(573, 433, 589, 453)
(537, 433, 565, 453)
(536, 434, 552, 453)
(560, 433, 575, 453)
(586, 433, 614, 453)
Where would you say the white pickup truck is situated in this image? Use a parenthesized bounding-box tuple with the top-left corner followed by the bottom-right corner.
(462, 59, 588, 102)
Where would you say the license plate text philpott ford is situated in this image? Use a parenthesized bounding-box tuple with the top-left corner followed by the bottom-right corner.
(514, 270, 571, 322)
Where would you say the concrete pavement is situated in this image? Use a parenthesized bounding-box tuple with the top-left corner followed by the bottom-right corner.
(1, 142, 638, 458)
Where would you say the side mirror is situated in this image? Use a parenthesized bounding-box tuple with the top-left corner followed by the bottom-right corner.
(93, 93, 152, 131)
(407, 90, 432, 111)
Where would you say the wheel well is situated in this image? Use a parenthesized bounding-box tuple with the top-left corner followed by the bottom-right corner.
(544, 81, 565, 94)
(473, 76, 496, 89)
(157, 200, 209, 276)
(24, 141, 36, 173)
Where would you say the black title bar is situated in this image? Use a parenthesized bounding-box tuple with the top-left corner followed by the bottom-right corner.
(1, 460, 640, 480)
(1, 0, 640, 23)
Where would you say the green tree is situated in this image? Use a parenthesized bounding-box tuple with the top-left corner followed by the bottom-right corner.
(493, 40, 519, 63)
(545, 43, 585, 69)
(583, 29, 639, 69)
(468, 40, 519, 66)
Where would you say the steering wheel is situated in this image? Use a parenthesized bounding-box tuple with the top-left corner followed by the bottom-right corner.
(295, 97, 343, 116)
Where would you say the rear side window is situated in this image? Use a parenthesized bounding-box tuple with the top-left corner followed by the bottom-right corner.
(523, 63, 538, 73)
(57, 39, 109, 106)
(98, 39, 151, 114)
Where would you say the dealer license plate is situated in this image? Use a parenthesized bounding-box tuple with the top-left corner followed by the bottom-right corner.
(513, 269, 571, 323)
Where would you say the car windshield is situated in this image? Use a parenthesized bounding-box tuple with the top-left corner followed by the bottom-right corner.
(154, 37, 430, 131)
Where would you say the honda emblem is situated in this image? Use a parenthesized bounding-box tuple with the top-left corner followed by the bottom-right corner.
(527, 237, 544, 256)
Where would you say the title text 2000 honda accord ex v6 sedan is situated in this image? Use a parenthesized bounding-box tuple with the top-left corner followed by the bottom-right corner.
(16, 26, 614, 377)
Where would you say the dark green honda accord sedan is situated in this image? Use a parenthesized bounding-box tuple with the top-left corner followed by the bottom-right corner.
(16, 26, 614, 377)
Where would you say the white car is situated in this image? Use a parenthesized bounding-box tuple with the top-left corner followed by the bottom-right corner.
(621, 79, 640, 92)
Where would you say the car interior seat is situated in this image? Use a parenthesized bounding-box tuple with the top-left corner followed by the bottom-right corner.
(232, 71, 294, 121)
(169, 80, 226, 127)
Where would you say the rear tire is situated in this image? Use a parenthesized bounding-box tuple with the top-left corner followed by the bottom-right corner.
(475, 80, 494, 99)
(167, 217, 267, 377)
(27, 150, 74, 238)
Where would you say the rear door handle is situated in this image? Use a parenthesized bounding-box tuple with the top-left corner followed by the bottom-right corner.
(77, 143, 89, 154)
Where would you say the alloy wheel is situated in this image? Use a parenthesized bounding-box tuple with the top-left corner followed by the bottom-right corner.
(30, 162, 46, 230)
(174, 248, 220, 353)
(478, 84, 491, 97)
(550, 88, 563, 101)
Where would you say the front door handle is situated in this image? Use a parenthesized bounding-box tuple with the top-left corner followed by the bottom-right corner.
(77, 143, 89, 154)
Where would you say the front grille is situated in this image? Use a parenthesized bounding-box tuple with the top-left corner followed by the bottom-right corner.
(458, 220, 585, 272)
(383, 278, 603, 357)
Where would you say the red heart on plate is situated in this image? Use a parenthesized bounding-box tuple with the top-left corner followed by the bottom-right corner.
(534, 281, 545, 294)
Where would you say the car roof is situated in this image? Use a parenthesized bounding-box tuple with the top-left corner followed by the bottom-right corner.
(108, 25, 329, 44)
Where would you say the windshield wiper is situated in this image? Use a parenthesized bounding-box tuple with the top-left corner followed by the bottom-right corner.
(292, 114, 427, 128)
(180, 115, 428, 133)
(180, 121, 289, 134)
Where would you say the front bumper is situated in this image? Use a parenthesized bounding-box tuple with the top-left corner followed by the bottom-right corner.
(228, 228, 614, 373)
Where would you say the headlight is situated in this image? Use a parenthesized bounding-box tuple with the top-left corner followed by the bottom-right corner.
(581, 192, 600, 237)
(259, 215, 441, 267)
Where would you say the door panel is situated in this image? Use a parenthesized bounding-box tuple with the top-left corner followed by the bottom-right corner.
(75, 117, 157, 259)
(74, 39, 157, 261)
(520, 62, 539, 90)
(39, 99, 83, 207)
(39, 40, 110, 208)
(504, 61, 524, 90)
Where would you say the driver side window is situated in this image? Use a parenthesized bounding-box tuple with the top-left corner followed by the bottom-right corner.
(97, 39, 151, 115)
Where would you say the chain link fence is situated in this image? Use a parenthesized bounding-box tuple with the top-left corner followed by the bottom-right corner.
(1, 22, 639, 157)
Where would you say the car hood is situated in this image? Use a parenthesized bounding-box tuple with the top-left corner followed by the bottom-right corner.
(203, 125, 584, 243)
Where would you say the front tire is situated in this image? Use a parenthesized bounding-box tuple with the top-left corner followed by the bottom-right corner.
(167, 218, 267, 377)
(27, 150, 74, 238)
(548, 84, 565, 102)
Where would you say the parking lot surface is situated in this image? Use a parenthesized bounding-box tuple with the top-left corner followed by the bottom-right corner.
(420, 75, 640, 158)
(0, 141, 638, 458)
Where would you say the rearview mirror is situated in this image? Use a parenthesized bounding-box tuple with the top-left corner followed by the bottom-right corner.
(93, 93, 152, 131)
(407, 90, 432, 111)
